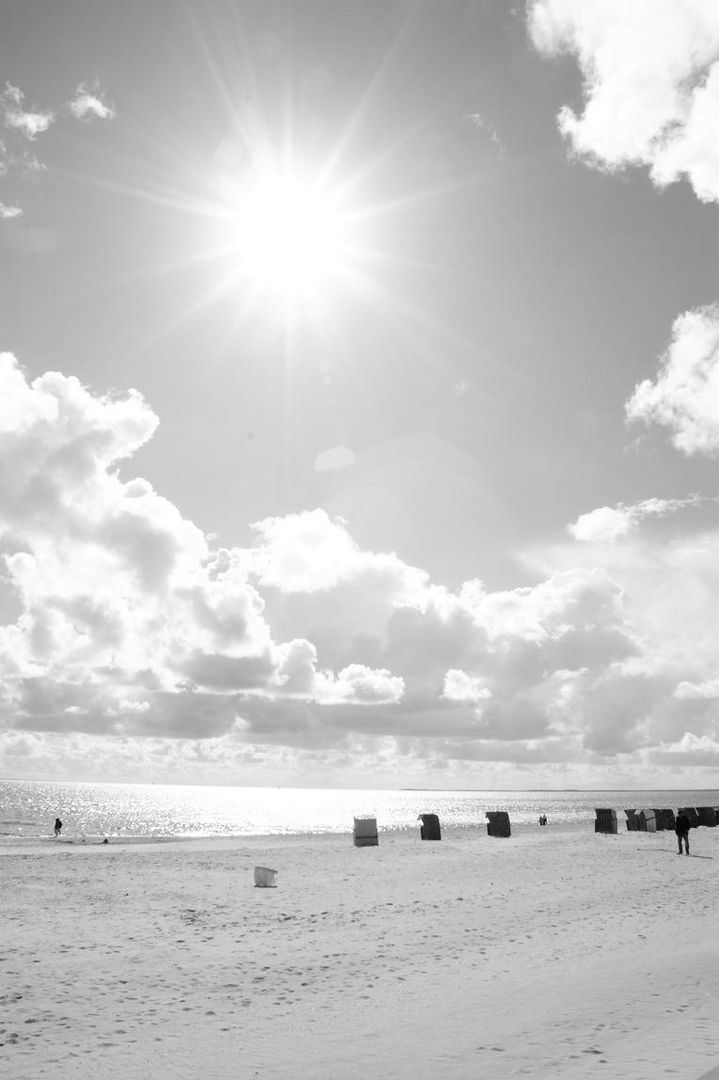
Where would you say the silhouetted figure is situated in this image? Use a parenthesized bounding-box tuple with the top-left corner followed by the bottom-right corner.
(675, 811, 690, 855)
(54, 818, 62, 839)
(538, 814, 547, 826)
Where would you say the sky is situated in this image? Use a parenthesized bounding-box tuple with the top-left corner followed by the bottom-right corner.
(2, 0, 719, 789)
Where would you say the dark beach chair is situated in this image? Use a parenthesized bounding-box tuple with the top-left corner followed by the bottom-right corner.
(485, 811, 511, 838)
(594, 808, 617, 834)
(419, 813, 441, 841)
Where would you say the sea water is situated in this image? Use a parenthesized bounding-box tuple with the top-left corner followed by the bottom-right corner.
(2, 778, 718, 844)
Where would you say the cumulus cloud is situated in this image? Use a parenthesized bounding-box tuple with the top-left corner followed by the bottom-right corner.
(68, 83, 116, 122)
(528, 501, 719, 759)
(674, 678, 719, 700)
(251, 508, 426, 598)
(626, 306, 719, 455)
(0, 201, 21, 219)
(5, 352, 719, 783)
(317, 664, 405, 705)
(529, 0, 719, 201)
(2, 82, 54, 139)
(569, 496, 704, 544)
(442, 669, 492, 703)
(649, 731, 719, 765)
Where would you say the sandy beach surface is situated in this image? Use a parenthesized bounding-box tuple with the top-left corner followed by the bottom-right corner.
(2, 825, 718, 1080)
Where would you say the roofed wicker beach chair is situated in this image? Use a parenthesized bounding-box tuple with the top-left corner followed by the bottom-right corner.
(656, 808, 675, 831)
(624, 809, 639, 831)
(353, 816, 379, 847)
(485, 811, 511, 837)
(594, 808, 617, 834)
(254, 866, 278, 887)
(696, 807, 717, 827)
(638, 809, 656, 832)
(419, 813, 441, 841)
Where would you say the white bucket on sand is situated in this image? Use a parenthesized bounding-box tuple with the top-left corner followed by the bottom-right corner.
(254, 866, 278, 888)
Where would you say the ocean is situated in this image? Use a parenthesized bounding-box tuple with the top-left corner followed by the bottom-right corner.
(2, 779, 718, 844)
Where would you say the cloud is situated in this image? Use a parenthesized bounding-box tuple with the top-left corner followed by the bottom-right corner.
(626, 306, 719, 455)
(0, 81, 114, 221)
(68, 83, 116, 122)
(2, 82, 54, 139)
(527, 500, 719, 757)
(442, 669, 492, 703)
(316, 664, 405, 705)
(529, 0, 719, 201)
(569, 496, 704, 544)
(250, 508, 426, 597)
(649, 731, 719, 765)
(5, 353, 719, 783)
(674, 678, 719, 700)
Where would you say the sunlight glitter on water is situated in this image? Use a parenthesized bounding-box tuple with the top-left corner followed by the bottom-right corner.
(3, 779, 718, 843)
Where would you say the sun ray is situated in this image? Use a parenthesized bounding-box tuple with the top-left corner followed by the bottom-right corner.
(51, 5, 511, 363)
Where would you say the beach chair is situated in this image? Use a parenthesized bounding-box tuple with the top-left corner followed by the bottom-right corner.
(696, 807, 716, 827)
(638, 810, 656, 832)
(656, 809, 675, 831)
(254, 866, 278, 887)
(353, 817, 379, 847)
(485, 811, 511, 838)
(419, 813, 441, 841)
(594, 809, 617, 834)
(624, 809, 639, 831)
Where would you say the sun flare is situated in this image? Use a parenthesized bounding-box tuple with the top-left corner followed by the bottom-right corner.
(226, 172, 353, 299)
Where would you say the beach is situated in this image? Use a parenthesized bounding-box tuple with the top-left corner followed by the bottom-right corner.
(2, 825, 718, 1080)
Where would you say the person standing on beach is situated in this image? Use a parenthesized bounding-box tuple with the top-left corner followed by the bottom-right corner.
(54, 817, 62, 839)
(675, 811, 690, 855)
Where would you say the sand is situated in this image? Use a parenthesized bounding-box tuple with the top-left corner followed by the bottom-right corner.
(2, 824, 718, 1080)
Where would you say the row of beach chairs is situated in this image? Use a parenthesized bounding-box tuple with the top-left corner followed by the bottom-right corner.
(353, 810, 511, 846)
(353, 806, 719, 845)
(595, 806, 719, 834)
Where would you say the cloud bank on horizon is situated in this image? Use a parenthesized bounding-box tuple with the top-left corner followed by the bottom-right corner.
(2, 344, 719, 786)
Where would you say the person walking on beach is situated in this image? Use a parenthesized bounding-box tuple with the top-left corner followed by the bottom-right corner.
(54, 817, 62, 839)
(675, 811, 690, 855)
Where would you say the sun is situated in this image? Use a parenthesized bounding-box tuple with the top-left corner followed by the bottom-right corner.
(225, 170, 354, 301)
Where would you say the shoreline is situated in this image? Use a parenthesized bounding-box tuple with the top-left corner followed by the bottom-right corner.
(1, 817, 624, 854)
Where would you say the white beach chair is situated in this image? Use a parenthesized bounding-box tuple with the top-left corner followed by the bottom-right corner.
(353, 817, 379, 847)
(254, 866, 278, 887)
